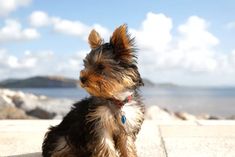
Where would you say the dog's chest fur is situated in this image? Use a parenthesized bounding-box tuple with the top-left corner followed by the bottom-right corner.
(115, 91, 144, 123)
(99, 91, 145, 137)
(119, 100, 144, 133)
(86, 92, 144, 136)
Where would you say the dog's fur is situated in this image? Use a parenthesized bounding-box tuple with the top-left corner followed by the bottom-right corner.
(42, 24, 145, 157)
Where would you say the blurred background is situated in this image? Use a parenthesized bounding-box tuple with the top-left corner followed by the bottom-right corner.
(0, 0, 235, 120)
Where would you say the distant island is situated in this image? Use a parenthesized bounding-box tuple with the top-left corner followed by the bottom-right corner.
(0, 76, 79, 88)
(0, 76, 177, 88)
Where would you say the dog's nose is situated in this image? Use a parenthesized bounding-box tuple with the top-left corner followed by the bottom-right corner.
(80, 76, 87, 84)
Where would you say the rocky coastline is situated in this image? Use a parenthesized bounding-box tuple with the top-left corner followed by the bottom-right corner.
(0, 88, 232, 120)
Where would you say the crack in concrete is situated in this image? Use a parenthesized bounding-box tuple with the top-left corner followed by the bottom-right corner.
(158, 125, 168, 157)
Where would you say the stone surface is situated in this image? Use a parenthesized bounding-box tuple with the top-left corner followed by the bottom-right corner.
(0, 120, 165, 157)
(0, 120, 59, 157)
(159, 121, 235, 157)
(26, 107, 56, 119)
(136, 120, 166, 157)
(145, 106, 179, 120)
(1, 120, 235, 157)
(0, 106, 31, 119)
(163, 137, 235, 157)
(0, 88, 74, 119)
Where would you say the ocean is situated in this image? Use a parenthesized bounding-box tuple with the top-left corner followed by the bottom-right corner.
(12, 87, 235, 118)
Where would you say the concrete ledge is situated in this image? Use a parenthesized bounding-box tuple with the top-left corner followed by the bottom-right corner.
(0, 120, 59, 157)
(1, 120, 235, 157)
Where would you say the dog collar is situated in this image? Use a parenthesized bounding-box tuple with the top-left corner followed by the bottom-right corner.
(112, 95, 132, 109)
(111, 95, 133, 124)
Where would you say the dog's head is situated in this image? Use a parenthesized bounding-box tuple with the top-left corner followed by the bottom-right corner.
(80, 24, 143, 98)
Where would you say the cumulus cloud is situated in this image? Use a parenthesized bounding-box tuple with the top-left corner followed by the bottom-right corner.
(0, 49, 53, 69)
(53, 50, 89, 77)
(2, 11, 235, 85)
(131, 12, 231, 77)
(175, 16, 219, 72)
(0, 19, 40, 43)
(0, 49, 56, 79)
(0, 0, 31, 17)
(178, 16, 219, 49)
(29, 11, 51, 27)
(0, 48, 87, 80)
(52, 18, 110, 40)
(131, 13, 173, 52)
(27, 11, 230, 77)
(51, 17, 90, 38)
(29, 11, 110, 40)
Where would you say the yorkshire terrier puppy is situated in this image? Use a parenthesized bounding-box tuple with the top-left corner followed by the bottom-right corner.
(42, 24, 145, 157)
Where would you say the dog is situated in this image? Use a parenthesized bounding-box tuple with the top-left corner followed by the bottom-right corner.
(42, 24, 145, 157)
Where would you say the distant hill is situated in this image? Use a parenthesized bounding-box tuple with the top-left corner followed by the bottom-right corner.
(142, 79, 155, 86)
(0, 76, 177, 88)
(155, 83, 178, 88)
(142, 79, 178, 88)
(0, 76, 79, 88)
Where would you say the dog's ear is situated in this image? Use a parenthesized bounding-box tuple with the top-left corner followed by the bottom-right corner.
(110, 24, 135, 63)
(88, 29, 103, 49)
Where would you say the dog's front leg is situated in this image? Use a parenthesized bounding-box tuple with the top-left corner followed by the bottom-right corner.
(116, 134, 137, 157)
(87, 106, 118, 157)
(91, 132, 117, 157)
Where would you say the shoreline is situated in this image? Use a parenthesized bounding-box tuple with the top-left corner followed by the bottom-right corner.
(0, 88, 234, 120)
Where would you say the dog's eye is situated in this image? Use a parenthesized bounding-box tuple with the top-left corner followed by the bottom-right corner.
(97, 63, 105, 70)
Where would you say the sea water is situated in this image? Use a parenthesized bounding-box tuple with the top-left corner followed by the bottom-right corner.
(12, 87, 235, 117)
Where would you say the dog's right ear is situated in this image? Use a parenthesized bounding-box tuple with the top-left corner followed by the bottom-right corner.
(110, 24, 136, 63)
(88, 29, 103, 49)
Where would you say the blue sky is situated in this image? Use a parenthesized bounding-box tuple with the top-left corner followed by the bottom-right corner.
(0, 0, 235, 86)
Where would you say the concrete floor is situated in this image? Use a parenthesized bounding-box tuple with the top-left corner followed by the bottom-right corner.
(0, 120, 235, 157)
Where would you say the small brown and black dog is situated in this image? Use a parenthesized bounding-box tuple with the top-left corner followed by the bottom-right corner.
(42, 24, 145, 157)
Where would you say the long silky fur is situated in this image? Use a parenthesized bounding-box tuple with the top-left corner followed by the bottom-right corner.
(42, 24, 145, 157)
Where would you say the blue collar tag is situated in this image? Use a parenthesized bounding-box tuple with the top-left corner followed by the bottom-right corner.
(121, 115, 126, 124)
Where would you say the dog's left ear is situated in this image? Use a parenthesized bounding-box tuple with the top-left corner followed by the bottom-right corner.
(110, 24, 135, 63)
(88, 29, 103, 49)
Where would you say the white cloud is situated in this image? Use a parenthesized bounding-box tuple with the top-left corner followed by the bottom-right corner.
(132, 13, 227, 77)
(131, 12, 173, 52)
(27, 11, 233, 79)
(0, 19, 40, 43)
(2, 11, 235, 85)
(178, 16, 219, 49)
(53, 50, 89, 77)
(0, 49, 57, 79)
(0, 48, 34, 69)
(0, 48, 87, 79)
(0, 49, 53, 69)
(29, 11, 110, 40)
(0, 0, 31, 17)
(51, 17, 90, 37)
(29, 11, 51, 27)
(175, 16, 219, 72)
(92, 24, 110, 41)
(52, 18, 110, 40)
